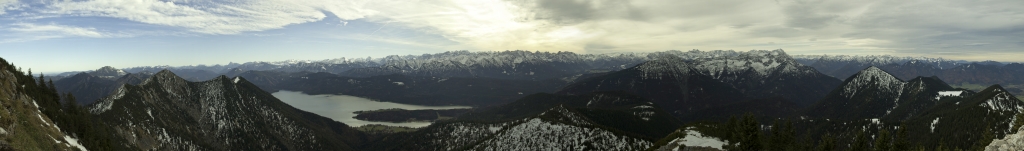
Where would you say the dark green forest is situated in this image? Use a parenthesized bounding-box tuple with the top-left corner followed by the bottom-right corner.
(1, 58, 131, 150)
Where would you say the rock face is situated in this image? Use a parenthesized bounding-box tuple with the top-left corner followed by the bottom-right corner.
(987, 127, 1024, 151)
(87, 70, 366, 151)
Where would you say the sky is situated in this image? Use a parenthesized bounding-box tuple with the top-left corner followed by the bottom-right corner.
(1, 0, 1022, 73)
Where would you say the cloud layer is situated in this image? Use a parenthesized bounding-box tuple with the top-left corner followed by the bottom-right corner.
(1, 0, 1023, 61)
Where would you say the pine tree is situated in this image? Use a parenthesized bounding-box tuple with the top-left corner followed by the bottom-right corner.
(874, 128, 891, 151)
(769, 120, 783, 151)
(738, 114, 762, 151)
(936, 139, 948, 151)
(893, 123, 911, 151)
(63, 93, 77, 110)
(47, 79, 56, 95)
(817, 133, 835, 151)
(725, 114, 762, 151)
(799, 131, 814, 151)
(768, 119, 795, 151)
(850, 129, 869, 151)
(726, 116, 739, 140)
(38, 73, 47, 89)
(973, 125, 995, 151)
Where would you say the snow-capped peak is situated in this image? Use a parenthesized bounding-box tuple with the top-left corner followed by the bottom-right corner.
(840, 66, 906, 98)
(89, 66, 128, 78)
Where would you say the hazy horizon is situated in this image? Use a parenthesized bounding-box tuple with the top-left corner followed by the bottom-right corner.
(12, 49, 1020, 74)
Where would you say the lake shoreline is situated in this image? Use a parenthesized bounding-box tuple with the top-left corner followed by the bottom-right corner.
(272, 90, 472, 128)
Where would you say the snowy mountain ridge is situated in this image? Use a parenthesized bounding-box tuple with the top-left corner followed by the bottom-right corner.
(792, 54, 968, 69)
(977, 86, 1024, 113)
(86, 70, 366, 150)
(693, 49, 799, 77)
(90, 66, 127, 78)
(103, 50, 799, 79)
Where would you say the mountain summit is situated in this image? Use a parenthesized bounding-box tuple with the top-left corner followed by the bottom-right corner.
(89, 66, 127, 79)
(839, 66, 906, 98)
(807, 66, 922, 120)
(88, 70, 366, 150)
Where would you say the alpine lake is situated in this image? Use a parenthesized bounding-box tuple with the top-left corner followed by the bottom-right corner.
(272, 90, 471, 128)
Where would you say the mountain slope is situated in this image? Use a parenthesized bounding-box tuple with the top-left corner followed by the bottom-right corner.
(54, 72, 152, 105)
(689, 50, 840, 106)
(558, 55, 747, 120)
(559, 50, 837, 121)
(365, 92, 679, 150)
(0, 63, 89, 150)
(87, 70, 366, 150)
(897, 85, 1024, 149)
(806, 66, 913, 120)
(53, 73, 116, 105)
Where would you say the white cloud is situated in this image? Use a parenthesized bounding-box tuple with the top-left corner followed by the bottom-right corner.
(10, 23, 108, 38)
(0, 23, 127, 43)
(44, 0, 331, 34)
(0, 0, 18, 15)
(7, 0, 1024, 61)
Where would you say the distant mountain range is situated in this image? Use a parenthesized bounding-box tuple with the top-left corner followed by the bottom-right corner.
(559, 50, 839, 123)
(794, 55, 1024, 87)
(17, 50, 1024, 150)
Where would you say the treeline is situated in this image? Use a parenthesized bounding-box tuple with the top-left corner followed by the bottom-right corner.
(353, 108, 470, 122)
(1, 58, 126, 150)
(697, 113, 1002, 151)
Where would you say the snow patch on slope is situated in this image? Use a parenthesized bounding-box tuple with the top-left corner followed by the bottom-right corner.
(979, 91, 1024, 112)
(64, 136, 88, 151)
(669, 128, 728, 150)
(91, 86, 126, 114)
(692, 50, 801, 78)
(939, 91, 964, 97)
(841, 67, 906, 98)
(635, 58, 691, 80)
(472, 118, 651, 150)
